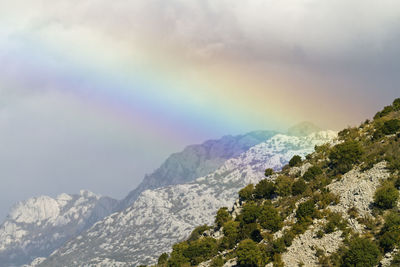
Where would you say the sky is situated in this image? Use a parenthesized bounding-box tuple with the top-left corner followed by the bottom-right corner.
(0, 0, 399, 219)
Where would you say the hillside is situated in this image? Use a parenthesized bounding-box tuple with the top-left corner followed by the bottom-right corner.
(118, 131, 277, 211)
(156, 99, 400, 267)
(0, 191, 117, 267)
(36, 131, 335, 266)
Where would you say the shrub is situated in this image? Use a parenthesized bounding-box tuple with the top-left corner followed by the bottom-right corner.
(302, 166, 323, 181)
(382, 212, 400, 233)
(393, 98, 400, 111)
(236, 239, 263, 266)
(296, 199, 316, 222)
(254, 179, 276, 199)
(265, 168, 274, 177)
(342, 237, 381, 267)
(259, 204, 283, 232)
(210, 256, 225, 267)
(275, 175, 293, 197)
(324, 212, 347, 233)
(379, 230, 400, 252)
(239, 184, 254, 201)
(168, 242, 190, 266)
(391, 251, 400, 266)
(240, 202, 260, 224)
(187, 225, 210, 242)
(183, 237, 218, 265)
(374, 184, 399, 209)
(329, 141, 363, 174)
(215, 208, 231, 228)
(289, 155, 302, 167)
(292, 179, 307, 195)
(374, 105, 394, 119)
(221, 221, 240, 249)
(382, 119, 400, 135)
(158, 253, 169, 265)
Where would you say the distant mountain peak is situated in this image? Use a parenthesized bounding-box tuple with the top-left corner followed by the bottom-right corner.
(287, 121, 322, 136)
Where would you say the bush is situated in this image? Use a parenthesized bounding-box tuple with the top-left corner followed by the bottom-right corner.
(240, 202, 260, 224)
(382, 119, 400, 135)
(324, 212, 347, 233)
(289, 155, 302, 167)
(254, 179, 276, 199)
(221, 221, 240, 249)
(393, 98, 400, 111)
(168, 242, 190, 266)
(391, 251, 400, 266)
(342, 237, 381, 267)
(183, 237, 218, 265)
(379, 230, 400, 252)
(374, 105, 394, 119)
(236, 239, 263, 266)
(292, 179, 307, 195)
(329, 141, 363, 174)
(382, 212, 400, 233)
(265, 168, 274, 177)
(374, 184, 399, 209)
(187, 225, 210, 242)
(275, 175, 293, 197)
(210, 256, 224, 267)
(215, 208, 231, 228)
(158, 253, 169, 265)
(239, 184, 254, 201)
(259, 204, 283, 232)
(303, 166, 323, 181)
(296, 199, 316, 222)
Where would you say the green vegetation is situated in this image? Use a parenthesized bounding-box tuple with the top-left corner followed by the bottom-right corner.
(264, 168, 274, 177)
(236, 239, 264, 266)
(342, 237, 381, 267)
(291, 179, 307, 195)
(254, 179, 276, 199)
(215, 208, 231, 228)
(302, 166, 323, 181)
(329, 140, 363, 174)
(373, 182, 399, 209)
(158, 99, 400, 267)
(289, 155, 302, 167)
(296, 199, 316, 222)
(238, 184, 254, 201)
(258, 204, 283, 232)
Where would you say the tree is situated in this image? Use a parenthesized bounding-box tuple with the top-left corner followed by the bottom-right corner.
(239, 184, 254, 201)
(329, 141, 363, 174)
(183, 237, 218, 265)
(374, 184, 399, 209)
(289, 155, 302, 167)
(240, 202, 260, 224)
(275, 175, 292, 197)
(393, 98, 400, 111)
(259, 204, 283, 232)
(342, 237, 381, 267)
(292, 179, 307, 195)
(187, 225, 210, 242)
(221, 221, 240, 249)
(296, 199, 316, 222)
(382, 119, 400, 135)
(158, 253, 169, 265)
(302, 166, 323, 181)
(254, 179, 276, 199)
(236, 239, 263, 266)
(215, 208, 231, 228)
(265, 168, 274, 177)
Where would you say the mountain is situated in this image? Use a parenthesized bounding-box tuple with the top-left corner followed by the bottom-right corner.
(0, 190, 118, 267)
(117, 131, 278, 211)
(157, 99, 400, 267)
(287, 122, 322, 137)
(37, 131, 336, 266)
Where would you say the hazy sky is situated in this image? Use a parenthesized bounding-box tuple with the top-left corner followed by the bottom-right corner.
(0, 0, 399, 219)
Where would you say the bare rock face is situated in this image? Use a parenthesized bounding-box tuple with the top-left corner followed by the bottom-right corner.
(38, 131, 336, 266)
(0, 191, 118, 267)
(280, 162, 390, 267)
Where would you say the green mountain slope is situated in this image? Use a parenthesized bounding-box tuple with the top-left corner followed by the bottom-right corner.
(155, 98, 400, 267)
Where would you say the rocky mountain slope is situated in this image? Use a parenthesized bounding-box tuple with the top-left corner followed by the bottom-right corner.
(37, 131, 336, 266)
(118, 131, 277, 210)
(0, 190, 118, 267)
(157, 98, 400, 267)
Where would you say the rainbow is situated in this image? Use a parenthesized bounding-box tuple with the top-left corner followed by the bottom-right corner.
(0, 22, 353, 146)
